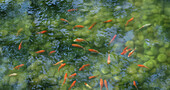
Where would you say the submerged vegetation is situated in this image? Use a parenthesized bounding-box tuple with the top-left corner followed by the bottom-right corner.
(0, 0, 170, 90)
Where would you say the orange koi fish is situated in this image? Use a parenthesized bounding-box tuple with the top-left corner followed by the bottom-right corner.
(107, 51, 111, 64)
(138, 64, 149, 69)
(18, 41, 23, 50)
(84, 83, 92, 89)
(73, 25, 84, 29)
(79, 64, 90, 71)
(73, 38, 86, 42)
(128, 48, 135, 57)
(60, 18, 69, 22)
(37, 30, 47, 34)
(88, 49, 100, 53)
(13, 64, 24, 70)
(121, 47, 131, 55)
(104, 80, 108, 90)
(108, 34, 117, 45)
(68, 80, 76, 90)
(133, 81, 138, 90)
(68, 73, 77, 79)
(100, 79, 103, 90)
(72, 44, 85, 49)
(16, 28, 23, 36)
(125, 17, 134, 26)
(67, 9, 78, 12)
(62, 73, 67, 86)
(49, 50, 56, 55)
(104, 20, 112, 23)
(58, 63, 66, 72)
(88, 22, 97, 30)
(89, 75, 99, 79)
(35, 50, 45, 53)
(53, 60, 64, 66)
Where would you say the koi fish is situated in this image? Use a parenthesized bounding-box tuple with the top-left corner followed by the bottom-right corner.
(9, 73, 17, 76)
(84, 83, 92, 89)
(138, 64, 149, 69)
(121, 47, 131, 55)
(100, 79, 103, 90)
(73, 25, 84, 29)
(104, 20, 112, 23)
(16, 28, 23, 36)
(18, 41, 23, 50)
(128, 48, 135, 57)
(13, 64, 24, 70)
(72, 44, 85, 49)
(125, 17, 134, 26)
(35, 50, 45, 53)
(89, 75, 99, 79)
(79, 64, 90, 71)
(88, 22, 97, 30)
(53, 60, 64, 66)
(104, 80, 108, 90)
(37, 30, 47, 34)
(58, 63, 66, 72)
(68, 9, 78, 12)
(88, 49, 100, 53)
(138, 24, 151, 30)
(68, 73, 77, 79)
(68, 80, 76, 90)
(107, 51, 111, 64)
(73, 38, 86, 42)
(60, 18, 69, 22)
(49, 50, 56, 55)
(108, 34, 117, 45)
(133, 81, 138, 90)
(62, 73, 67, 86)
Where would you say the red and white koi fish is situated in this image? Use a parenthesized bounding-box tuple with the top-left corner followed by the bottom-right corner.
(68, 80, 76, 90)
(108, 34, 117, 45)
(13, 64, 24, 70)
(128, 48, 135, 57)
(73, 38, 86, 42)
(121, 47, 131, 55)
(73, 25, 84, 29)
(125, 17, 134, 26)
(58, 63, 66, 72)
(138, 64, 149, 69)
(68, 9, 78, 12)
(84, 83, 92, 89)
(18, 41, 23, 50)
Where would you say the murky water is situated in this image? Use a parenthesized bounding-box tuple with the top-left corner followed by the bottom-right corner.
(0, 0, 170, 90)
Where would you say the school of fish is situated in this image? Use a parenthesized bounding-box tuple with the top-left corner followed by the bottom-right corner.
(12, 8, 152, 90)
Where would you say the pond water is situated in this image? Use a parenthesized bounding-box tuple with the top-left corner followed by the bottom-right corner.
(0, 0, 170, 90)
